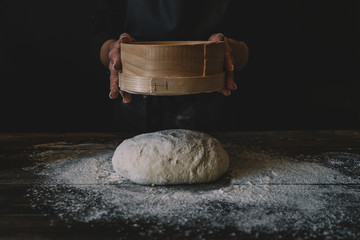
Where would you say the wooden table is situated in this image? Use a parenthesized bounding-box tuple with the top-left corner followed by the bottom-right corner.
(1, 131, 360, 239)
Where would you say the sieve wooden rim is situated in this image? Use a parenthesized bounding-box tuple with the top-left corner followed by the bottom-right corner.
(126, 41, 221, 46)
(119, 41, 225, 95)
(119, 72, 225, 96)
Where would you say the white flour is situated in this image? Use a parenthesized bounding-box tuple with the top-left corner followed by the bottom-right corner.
(26, 144, 360, 239)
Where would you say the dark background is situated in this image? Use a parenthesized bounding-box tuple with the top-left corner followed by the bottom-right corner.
(1, 1, 359, 132)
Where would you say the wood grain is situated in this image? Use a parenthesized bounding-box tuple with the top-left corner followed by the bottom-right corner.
(119, 41, 225, 95)
(119, 72, 225, 95)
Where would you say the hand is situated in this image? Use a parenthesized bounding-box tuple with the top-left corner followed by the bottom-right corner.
(102, 33, 135, 103)
(208, 33, 249, 96)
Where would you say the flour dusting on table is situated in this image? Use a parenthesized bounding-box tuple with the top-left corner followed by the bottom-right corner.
(26, 146, 360, 239)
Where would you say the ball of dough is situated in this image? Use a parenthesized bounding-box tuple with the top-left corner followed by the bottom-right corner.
(112, 129, 229, 185)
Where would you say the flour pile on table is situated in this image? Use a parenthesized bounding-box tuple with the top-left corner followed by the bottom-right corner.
(26, 146, 360, 239)
(112, 129, 230, 185)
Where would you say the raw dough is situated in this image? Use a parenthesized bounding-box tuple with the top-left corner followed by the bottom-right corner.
(112, 129, 229, 185)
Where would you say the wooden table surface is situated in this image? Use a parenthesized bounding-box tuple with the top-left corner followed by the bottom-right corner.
(1, 131, 360, 239)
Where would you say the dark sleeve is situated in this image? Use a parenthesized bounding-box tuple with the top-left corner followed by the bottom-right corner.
(221, 1, 254, 42)
(222, 1, 254, 68)
(91, 0, 125, 68)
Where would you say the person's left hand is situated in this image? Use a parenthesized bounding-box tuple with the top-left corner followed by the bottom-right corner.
(208, 33, 249, 96)
(108, 33, 136, 102)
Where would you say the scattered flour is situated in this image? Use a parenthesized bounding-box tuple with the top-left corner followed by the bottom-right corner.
(26, 145, 360, 239)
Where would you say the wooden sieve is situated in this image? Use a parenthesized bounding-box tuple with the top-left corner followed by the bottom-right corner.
(119, 41, 225, 95)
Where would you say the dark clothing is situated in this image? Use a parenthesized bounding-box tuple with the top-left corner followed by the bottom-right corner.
(112, 93, 228, 132)
(92, 0, 248, 131)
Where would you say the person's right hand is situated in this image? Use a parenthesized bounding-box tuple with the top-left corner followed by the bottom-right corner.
(107, 33, 135, 103)
(208, 33, 248, 97)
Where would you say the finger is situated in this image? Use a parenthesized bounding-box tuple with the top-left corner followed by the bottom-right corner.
(208, 33, 224, 42)
(219, 88, 231, 96)
(117, 34, 134, 71)
(224, 36, 234, 72)
(109, 40, 121, 71)
(226, 70, 237, 91)
(118, 33, 135, 103)
(120, 90, 132, 103)
(109, 33, 135, 72)
(109, 33, 136, 100)
(119, 32, 136, 42)
(109, 62, 120, 99)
